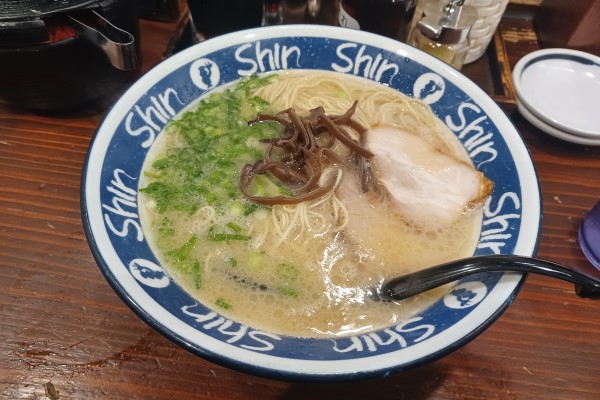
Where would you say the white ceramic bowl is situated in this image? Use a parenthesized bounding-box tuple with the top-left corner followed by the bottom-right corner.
(81, 25, 542, 381)
(517, 101, 600, 146)
(512, 48, 600, 140)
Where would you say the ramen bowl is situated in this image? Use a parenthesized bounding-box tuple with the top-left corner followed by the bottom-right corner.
(81, 25, 542, 381)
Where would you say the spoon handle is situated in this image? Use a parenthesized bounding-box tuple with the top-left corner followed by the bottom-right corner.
(378, 255, 600, 302)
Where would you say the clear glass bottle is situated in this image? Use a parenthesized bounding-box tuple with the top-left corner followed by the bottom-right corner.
(408, 0, 476, 70)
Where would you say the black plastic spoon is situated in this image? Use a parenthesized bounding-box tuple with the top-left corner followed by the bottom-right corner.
(372, 254, 600, 302)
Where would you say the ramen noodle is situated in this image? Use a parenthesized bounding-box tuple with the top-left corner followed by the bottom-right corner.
(138, 71, 492, 338)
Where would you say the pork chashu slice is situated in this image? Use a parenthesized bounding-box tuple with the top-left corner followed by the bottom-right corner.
(340, 126, 494, 230)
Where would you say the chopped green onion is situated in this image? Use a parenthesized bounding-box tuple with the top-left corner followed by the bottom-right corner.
(208, 233, 251, 242)
(192, 261, 202, 289)
(215, 298, 232, 310)
(166, 235, 198, 262)
(243, 204, 259, 216)
(277, 286, 299, 298)
(226, 222, 243, 233)
(152, 158, 170, 170)
(138, 74, 279, 217)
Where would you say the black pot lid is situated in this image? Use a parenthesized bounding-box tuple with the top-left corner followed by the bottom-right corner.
(0, 0, 98, 21)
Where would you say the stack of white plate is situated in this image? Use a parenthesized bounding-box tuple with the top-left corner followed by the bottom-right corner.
(512, 48, 600, 146)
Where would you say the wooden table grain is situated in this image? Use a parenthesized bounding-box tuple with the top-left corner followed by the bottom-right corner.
(1, 15, 599, 400)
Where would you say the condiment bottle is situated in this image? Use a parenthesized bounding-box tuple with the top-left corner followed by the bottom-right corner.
(340, 0, 417, 41)
(408, 0, 477, 70)
(188, 0, 264, 38)
(280, 0, 340, 25)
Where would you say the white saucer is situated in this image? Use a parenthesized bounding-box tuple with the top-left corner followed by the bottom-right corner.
(513, 48, 600, 139)
(517, 101, 600, 146)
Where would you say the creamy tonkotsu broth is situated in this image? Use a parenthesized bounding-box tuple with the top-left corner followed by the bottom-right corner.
(138, 71, 489, 338)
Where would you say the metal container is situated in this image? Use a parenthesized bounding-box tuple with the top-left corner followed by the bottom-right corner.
(0, 0, 139, 111)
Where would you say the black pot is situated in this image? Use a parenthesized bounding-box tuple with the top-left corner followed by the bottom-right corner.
(0, 0, 140, 111)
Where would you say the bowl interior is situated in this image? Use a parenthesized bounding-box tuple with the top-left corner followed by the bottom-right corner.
(513, 48, 600, 138)
(82, 25, 542, 381)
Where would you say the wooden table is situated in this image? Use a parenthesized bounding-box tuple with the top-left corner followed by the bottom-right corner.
(1, 14, 599, 400)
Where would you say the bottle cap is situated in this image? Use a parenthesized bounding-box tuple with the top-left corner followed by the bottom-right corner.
(416, 0, 477, 45)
